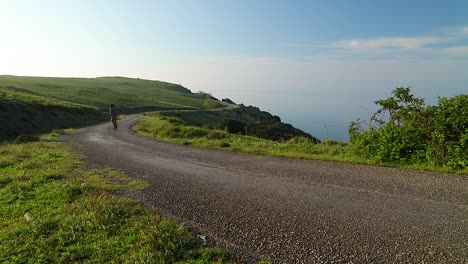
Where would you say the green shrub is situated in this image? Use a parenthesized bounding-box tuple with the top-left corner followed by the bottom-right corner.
(201, 99, 223, 110)
(14, 134, 40, 144)
(181, 127, 208, 138)
(288, 136, 315, 144)
(348, 88, 467, 169)
(206, 131, 228, 140)
(167, 117, 183, 125)
(220, 142, 230, 148)
(246, 122, 319, 142)
(221, 118, 245, 134)
(163, 127, 181, 138)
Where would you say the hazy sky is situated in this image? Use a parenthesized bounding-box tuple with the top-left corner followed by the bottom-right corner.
(1, 0, 467, 140)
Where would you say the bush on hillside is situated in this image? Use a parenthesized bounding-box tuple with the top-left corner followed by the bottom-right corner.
(196, 92, 218, 100)
(246, 122, 320, 142)
(157, 126, 181, 138)
(181, 127, 209, 138)
(220, 142, 230, 148)
(288, 136, 315, 144)
(348, 87, 467, 169)
(220, 118, 245, 134)
(14, 134, 40, 144)
(221, 98, 236, 104)
(202, 99, 224, 110)
(206, 131, 228, 140)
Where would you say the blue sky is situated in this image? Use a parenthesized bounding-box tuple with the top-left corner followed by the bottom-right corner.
(1, 0, 467, 140)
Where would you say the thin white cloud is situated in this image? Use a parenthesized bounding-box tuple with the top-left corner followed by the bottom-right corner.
(461, 26, 468, 35)
(446, 46, 468, 55)
(333, 37, 442, 50)
(328, 26, 468, 57)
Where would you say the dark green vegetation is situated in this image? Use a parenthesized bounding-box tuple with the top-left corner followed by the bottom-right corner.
(135, 88, 467, 173)
(0, 75, 212, 141)
(14, 134, 40, 144)
(0, 88, 107, 141)
(160, 105, 320, 142)
(348, 87, 467, 170)
(0, 139, 232, 263)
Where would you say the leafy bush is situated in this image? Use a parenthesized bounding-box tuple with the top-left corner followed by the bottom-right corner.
(348, 87, 467, 169)
(246, 122, 320, 142)
(221, 118, 245, 134)
(201, 99, 223, 110)
(220, 142, 230, 148)
(181, 127, 209, 138)
(206, 131, 228, 140)
(167, 117, 183, 125)
(157, 126, 181, 138)
(14, 134, 40, 144)
(288, 136, 315, 144)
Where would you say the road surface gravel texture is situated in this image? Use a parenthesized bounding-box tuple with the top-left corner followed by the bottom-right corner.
(64, 115, 468, 263)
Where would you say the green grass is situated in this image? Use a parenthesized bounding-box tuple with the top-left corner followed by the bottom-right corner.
(0, 137, 233, 263)
(159, 105, 319, 142)
(134, 113, 468, 174)
(0, 75, 208, 110)
(0, 88, 108, 142)
(134, 113, 356, 159)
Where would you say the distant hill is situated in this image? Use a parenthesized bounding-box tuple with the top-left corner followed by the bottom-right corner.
(0, 75, 206, 111)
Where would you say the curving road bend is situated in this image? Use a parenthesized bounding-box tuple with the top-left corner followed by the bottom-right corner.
(64, 115, 468, 263)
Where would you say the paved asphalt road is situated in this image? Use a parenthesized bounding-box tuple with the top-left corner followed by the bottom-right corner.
(64, 115, 468, 263)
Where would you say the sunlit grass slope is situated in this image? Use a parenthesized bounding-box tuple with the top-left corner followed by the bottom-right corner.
(134, 113, 350, 161)
(0, 75, 207, 110)
(0, 88, 107, 141)
(0, 139, 232, 263)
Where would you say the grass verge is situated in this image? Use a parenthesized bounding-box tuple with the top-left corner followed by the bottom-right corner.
(0, 88, 107, 142)
(0, 137, 233, 263)
(133, 113, 468, 174)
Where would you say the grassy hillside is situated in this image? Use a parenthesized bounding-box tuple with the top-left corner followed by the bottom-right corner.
(0, 88, 107, 142)
(0, 75, 207, 111)
(160, 105, 320, 142)
(133, 112, 352, 160)
(0, 75, 217, 141)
